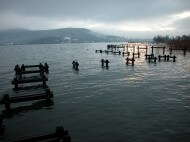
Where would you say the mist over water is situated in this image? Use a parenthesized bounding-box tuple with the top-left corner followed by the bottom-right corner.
(0, 43, 190, 142)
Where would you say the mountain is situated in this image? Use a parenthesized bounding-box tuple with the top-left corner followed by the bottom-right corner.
(0, 28, 126, 45)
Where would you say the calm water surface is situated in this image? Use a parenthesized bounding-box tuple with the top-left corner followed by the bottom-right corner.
(0, 43, 190, 142)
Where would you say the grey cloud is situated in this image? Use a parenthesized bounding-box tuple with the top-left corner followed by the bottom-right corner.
(0, 0, 190, 22)
(171, 17, 190, 34)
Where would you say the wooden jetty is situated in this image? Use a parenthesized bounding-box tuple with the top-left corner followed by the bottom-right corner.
(12, 75, 48, 90)
(95, 50, 103, 53)
(14, 63, 49, 76)
(169, 46, 187, 55)
(101, 59, 109, 67)
(137, 46, 148, 54)
(126, 57, 135, 66)
(20, 63, 49, 72)
(113, 51, 121, 55)
(132, 52, 140, 58)
(158, 55, 167, 61)
(151, 46, 165, 55)
(10, 126, 71, 142)
(122, 51, 130, 56)
(105, 50, 113, 54)
(158, 54, 177, 62)
(107, 44, 124, 51)
(145, 54, 154, 59)
(16, 68, 45, 78)
(166, 55, 177, 62)
(126, 46, 135, 53)
(0, 89, 53, 111)
(147, 56, 157, 63)
(72, 61, 79, 70)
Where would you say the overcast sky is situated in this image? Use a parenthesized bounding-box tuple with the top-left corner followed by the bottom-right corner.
(0, 0, 190, 38)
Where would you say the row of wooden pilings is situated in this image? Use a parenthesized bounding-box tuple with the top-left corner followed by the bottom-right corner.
(0, 63, 71, 142)
(96, 44, 148, 66)
(96, 44, 180, 66)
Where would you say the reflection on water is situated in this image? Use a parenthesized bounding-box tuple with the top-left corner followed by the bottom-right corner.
(0, 43, 190, 142)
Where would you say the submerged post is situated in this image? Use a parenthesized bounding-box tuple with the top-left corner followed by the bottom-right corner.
(170, 46, 173, 55)
(184, 48, 186, 56)
(72, 61, 76, 68)
(101, 59, 104, 66)
(151, 46, 153, 55)
(75, 61, 79, 70)
(105, 60, 109, 67)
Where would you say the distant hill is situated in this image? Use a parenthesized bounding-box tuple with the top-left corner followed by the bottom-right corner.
(0, 28, 127, 45)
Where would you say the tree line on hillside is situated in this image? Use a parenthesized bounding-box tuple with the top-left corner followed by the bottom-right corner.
(153, 35, 190, 48)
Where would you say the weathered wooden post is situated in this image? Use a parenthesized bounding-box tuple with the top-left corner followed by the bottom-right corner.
(138, 52, 140, 58)
(101, 59, 104, 66)
(148, 56, 151, 63)
(105, 60, 109, 67)
(170, 46, 173, 55)
(126, 57, 129, 65)
(164, 55, 167, 61)
(75, 61, 79, 70)
(44, 63, 49, 72)
(167, 55, 170, 61)
(42, 75, 47, 87)
(122, 52, 124, 56)
(72, 61, 76, 68)
(45, 89, 51, 101)
(13, 78, 18, 89)
(163, 46, 165, 55)
(132, 58, 135, 66)
(154, 57, 157, 63)
(158, 55, 161, 61)
(137, 46, 139, 53)
(184, 48, 186, 56)
(173, 56, 177, 62)
(151, 46, 153, 55)
(21, 64, 25, 71)
(146, 46, 148, 54)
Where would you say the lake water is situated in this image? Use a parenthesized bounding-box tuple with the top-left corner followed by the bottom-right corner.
(0, 43, 190, 142)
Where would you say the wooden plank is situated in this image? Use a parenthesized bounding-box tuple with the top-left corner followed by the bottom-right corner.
(0, 91, 53, 104)
(12, 77, 48, 84)
(10, 126, 71, 142)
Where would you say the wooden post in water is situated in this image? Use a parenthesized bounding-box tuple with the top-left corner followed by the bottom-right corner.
(163, 46, 165, 55)
(101, 59, 104, 66)
(105, 60, 109, 67)
(151, 46, 153, 55)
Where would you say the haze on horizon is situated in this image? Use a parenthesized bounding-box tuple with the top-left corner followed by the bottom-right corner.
(0, 0, 190, 38)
